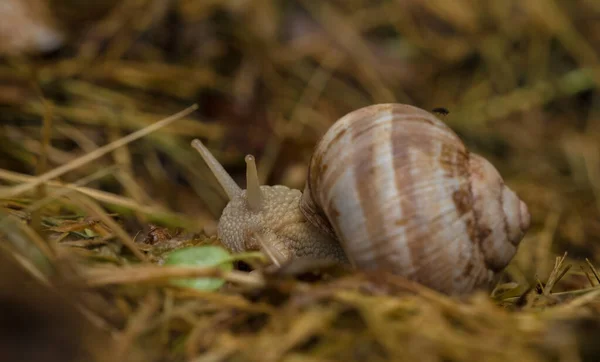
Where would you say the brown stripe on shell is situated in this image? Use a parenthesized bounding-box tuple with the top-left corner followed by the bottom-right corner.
(307, 120, 351, 205)
(313, 126, 346, 194)
(498, 180, 512, 250)
(308, 110, 364, 206)
(390, 117, 446, 287)
(466, 155, 488, 251)
(444, 150, 480, 248)
(461, 153, 481, 249)
(440, 143, 470, 178)
(319, 107, 379, 201)
(304, 114, 352, 239)
(388, 107, 488, 293)
(468, 154, 512, 273)
(346, 108, 412, 265)
(311, 106, 383, 266)
(452, 185, 472, 217)
(349, 111, 381, 267)
(348, 109, 419, 272)
(438, 146, 492, 292)
(306, 149, 321, 203)
(467, 175, 494, 256)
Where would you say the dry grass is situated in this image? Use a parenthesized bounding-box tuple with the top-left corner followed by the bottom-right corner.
(1, 0, 600, 361)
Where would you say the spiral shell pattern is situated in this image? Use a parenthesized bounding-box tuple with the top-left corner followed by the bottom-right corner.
(303, 103, 529, 294)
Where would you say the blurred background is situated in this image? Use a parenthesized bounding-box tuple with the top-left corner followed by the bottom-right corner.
(1, 0, 600, 284)
(2, 0, 600, 361)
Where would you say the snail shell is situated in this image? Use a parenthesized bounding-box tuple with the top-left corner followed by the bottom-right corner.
(300, 103, 530, 294)
(191, 103, 530, 296)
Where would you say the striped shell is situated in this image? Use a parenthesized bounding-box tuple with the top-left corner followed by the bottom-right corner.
(300, 103, 530, 295)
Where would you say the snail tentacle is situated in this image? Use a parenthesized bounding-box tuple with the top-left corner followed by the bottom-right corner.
(244, 154, 263, 211)
(191, 139, 241, 200)
(253, 231, 287, 267)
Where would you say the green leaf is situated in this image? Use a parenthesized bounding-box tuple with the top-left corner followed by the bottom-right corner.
(164, 245, 233, 291)
(84, 228, 98, 238)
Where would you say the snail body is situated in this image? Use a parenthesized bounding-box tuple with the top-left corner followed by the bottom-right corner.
(191, 103, 530, 295)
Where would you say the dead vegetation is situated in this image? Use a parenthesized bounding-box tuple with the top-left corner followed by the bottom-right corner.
(1, 0, 600, 361)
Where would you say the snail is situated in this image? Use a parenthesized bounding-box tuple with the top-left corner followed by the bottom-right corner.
(191, 103, 531, 295)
